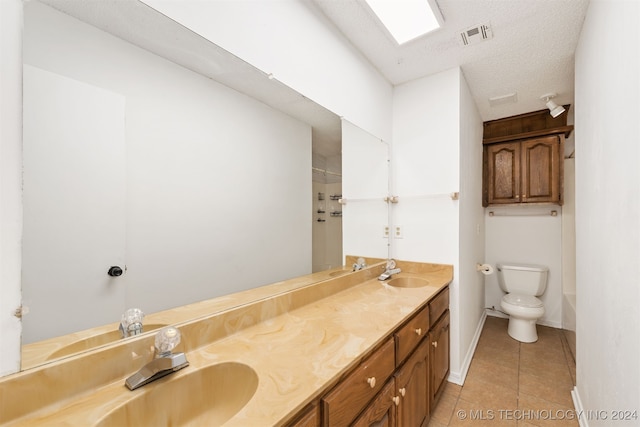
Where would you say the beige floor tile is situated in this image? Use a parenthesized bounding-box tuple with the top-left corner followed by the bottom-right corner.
(443, 381, 462, 398)
(433, 318, 576, 426)
(520, 346, 567, 368)
(472, 344, 520, 371)
(478, 333, 520, 353)
(518, 392, 579, 426)
(519, 371, 575, 408)
(428, 418, 449, 427)
(448, 398, 517, 426)
(460, 375, 518, 409)
(466, 357, 519, 391)
(519, 359, 573, 386)
(431, 390, 459, 425)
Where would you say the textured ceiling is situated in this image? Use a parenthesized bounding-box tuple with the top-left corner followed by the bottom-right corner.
(311, 0, 590, 122)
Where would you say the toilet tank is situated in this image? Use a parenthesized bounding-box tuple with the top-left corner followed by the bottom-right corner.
(496, 263, 548, 296)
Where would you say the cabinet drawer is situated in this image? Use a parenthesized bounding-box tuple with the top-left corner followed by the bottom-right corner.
(322, 337, 395, 426)
(429, 288, 449, 327)
(394, 304, 429, 366)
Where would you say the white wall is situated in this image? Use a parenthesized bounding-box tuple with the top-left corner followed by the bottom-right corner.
(562, 159, 576, 297)
(342, 120, 390, 260)
(391, 68, 485, 383)
(142, 0, 393, 143)
(23, 2, 312, 334)
(484, 206, 564, 328)
(391, 69, 460, 264)
(0, 0, 23, 376)
(457, 72, 486, 382)
(574, 0, 640, 422)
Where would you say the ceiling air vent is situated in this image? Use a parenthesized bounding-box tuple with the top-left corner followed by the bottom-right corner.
(459, 23, 493, 46)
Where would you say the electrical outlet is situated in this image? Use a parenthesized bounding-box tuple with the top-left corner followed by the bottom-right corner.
(394, 225, 403, 239)
(383, 226, 390, 238)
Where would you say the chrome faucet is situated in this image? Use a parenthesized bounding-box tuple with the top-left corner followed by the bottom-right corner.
(125, 326, 189, 390)
(378, 259, 401, 281)
(119, 308, 145, 338)
(352, 257, 367, 271)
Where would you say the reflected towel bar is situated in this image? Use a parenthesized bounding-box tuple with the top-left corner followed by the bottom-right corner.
(488, 210, 558, 217)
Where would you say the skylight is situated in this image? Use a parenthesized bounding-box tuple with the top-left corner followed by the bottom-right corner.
(364, 0, 442, 45)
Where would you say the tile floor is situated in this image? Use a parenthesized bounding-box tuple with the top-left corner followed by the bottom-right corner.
(429, 316, 577, 426)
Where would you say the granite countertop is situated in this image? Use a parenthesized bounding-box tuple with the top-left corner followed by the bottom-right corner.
(1, 260, 452, 426)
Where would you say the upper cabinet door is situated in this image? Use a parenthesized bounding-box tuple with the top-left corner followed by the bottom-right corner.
(483, 135, 563, 207)
(485, 142, 521, 205)
(521, 136, 562, 204)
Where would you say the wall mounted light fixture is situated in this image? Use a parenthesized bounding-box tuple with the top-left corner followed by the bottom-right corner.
(540, 93, 566, 118)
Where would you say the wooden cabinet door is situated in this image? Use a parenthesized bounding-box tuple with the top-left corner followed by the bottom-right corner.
(483, 135, 563, 206)
(485, 142, 521, 205)
(429, 311, 450, 406)
(352, 378, 397, 427)
(395, 340, 429, 427)
(286, 403, 319, 427)
(521, 136, 561, 204)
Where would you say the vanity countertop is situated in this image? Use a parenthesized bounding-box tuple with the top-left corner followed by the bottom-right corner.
(1, 260, 452, 426)
(21, 259, 371, 370)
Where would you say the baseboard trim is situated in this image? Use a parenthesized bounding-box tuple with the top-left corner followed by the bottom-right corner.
(448, 310, 487, 385)
(572, 386, 589, 427)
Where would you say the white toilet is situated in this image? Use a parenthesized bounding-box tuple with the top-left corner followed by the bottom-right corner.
(497, 263, 549, 343)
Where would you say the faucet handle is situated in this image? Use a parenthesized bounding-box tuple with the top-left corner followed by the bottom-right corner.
(155, 326, 181, 356)
(120, 308, 144, 338)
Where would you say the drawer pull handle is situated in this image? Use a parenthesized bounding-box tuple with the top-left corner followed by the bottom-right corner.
(415, 328, 422, 336)
(432, 341, 438, 348)
(399, 387, 406, 397)
(392, 396, 400, 406)
(367, 377, 376, 388)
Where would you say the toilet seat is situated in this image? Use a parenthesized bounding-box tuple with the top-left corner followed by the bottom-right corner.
(502, 293, 543, 308)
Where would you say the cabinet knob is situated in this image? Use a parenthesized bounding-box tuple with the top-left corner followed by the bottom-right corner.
(367, 377, 376, 388)
(415, 328, 422, 336)
(432, 341, 438, 348)
(399, 387, 406, 397)
(392, 396, 400, 406)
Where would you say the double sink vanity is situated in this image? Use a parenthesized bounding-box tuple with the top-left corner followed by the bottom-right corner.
(0, 258, 452, 426)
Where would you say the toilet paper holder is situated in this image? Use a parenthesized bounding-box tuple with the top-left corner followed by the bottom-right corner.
(476, 263, 494, 275)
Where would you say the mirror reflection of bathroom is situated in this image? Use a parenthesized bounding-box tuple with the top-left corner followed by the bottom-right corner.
(312, 149, 343, 273)
(17, 0, 393, 370)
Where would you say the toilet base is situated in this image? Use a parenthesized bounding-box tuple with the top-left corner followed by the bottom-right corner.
(507, 317, 539, 343)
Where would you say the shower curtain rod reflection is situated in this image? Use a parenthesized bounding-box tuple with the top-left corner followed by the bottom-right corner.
(312, 167, 342, 177)
(488, 210, 558, 217)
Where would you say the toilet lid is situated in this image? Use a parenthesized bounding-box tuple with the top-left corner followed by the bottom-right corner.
(503, 293, 543, 308)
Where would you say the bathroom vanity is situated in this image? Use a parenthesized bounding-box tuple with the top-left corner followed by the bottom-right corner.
(0, 259, 452, 426)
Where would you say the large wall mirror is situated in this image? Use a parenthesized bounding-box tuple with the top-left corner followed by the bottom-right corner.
(17, 0, 389, 373)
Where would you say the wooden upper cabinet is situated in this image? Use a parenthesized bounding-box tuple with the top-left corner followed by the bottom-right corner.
(482, 108, 570, 207)
(521, 136, 561, 204)
(483, 135, 563, 207)
(485, 142, 521, 205)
